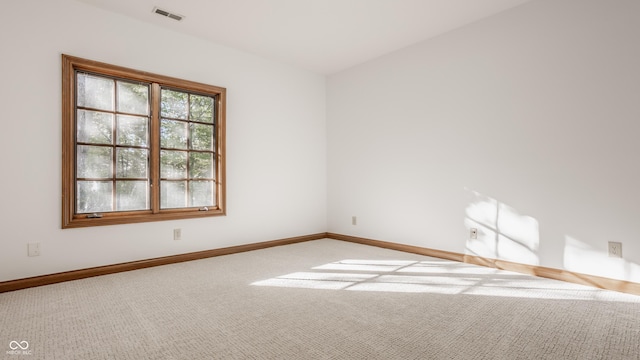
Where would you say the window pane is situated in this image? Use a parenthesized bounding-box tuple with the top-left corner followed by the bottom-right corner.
(161, 181, 186, 209)
(161, 150, 187, 179)
(77, 145, 112, 178)
(117, 115, 148, 147)
(77, 73, 114, 111)
(189, 153, 213, 179)
(190, 94, 214, 123)
(116, 148, 148, 178)
(190, 181, 214, 207)
(64, 55, 226, 227)
(161, 89, 188, 119)
(190, 123, 213, 151)
(116, 181, 149, 211)
(77, 181, 112, 213)
(77, 110, 113, 145)
(117, 81, 149, 115)
(161, 119, 188, 149)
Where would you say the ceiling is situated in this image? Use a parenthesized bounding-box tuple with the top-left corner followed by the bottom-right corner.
(76, 0, 532, 74)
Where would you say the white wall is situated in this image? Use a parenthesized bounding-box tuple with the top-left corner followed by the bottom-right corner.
(0, 0, 326, 282)
(328, 0, 640, 282)
(3, 0, 639, 286)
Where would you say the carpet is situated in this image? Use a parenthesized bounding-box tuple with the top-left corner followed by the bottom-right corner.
(1, 239, 639, 359)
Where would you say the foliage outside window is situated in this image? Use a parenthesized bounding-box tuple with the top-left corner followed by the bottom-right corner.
(62, 55, 226, 228)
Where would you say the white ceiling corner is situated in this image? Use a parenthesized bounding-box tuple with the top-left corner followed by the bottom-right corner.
(75, 0, 532, 74)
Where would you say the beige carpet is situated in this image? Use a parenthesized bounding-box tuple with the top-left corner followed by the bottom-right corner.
(1, 239, 639, 359)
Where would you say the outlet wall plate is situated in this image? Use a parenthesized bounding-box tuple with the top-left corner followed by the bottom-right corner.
(28, 243, 40, 257)
(608, 241, 622, 258)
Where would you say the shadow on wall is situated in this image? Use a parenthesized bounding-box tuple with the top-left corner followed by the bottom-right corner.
(565, 236, 640, 283)
(464, 189, 539, 266)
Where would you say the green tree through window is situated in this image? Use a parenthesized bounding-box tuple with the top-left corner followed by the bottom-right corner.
(160, 88, 216, 209)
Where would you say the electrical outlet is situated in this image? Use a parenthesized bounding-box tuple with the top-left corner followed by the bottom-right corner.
(352, 216, 357, 226)
(28, 243, 40, 257)
(608, 241, 622, 258)
(470, 228, 478, 239)
(173, 228, 182, 241)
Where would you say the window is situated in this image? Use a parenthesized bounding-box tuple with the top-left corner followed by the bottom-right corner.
(62, 55, 226, 228)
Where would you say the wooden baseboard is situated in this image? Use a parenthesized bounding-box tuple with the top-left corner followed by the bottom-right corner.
(4, 232, 638, 296)
(326, 232, 640, 296)
(0, 233, 327, 293)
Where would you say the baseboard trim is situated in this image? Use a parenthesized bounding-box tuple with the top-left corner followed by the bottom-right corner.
(4, 232, 639, 296)
(326, 232, 640, 296)
(0, 233, 327, 293)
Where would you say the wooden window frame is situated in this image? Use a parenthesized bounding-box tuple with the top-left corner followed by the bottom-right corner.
(62, 55, 226, 228)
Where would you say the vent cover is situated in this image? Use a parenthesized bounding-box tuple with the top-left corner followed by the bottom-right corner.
(152, 7, 184, 21)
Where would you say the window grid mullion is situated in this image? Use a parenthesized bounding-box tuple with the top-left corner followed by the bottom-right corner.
(111, 78, 118, 212)
(186, 94, 192, 208)
(150, 83, 161, 214)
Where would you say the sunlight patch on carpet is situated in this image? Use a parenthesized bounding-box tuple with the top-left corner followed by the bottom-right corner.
(251, 259, 640, 302)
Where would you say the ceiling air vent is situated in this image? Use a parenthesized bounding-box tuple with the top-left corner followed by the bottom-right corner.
(152, 7, 184, 21)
